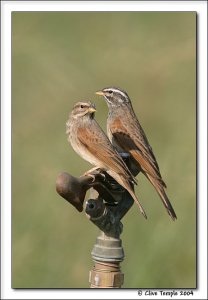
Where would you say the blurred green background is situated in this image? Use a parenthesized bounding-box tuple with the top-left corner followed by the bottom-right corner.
(12, 12, 196, 288)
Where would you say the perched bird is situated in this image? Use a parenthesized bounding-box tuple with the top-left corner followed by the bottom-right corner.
(96, 87, 177, 220)
(66, 101, 147, 218)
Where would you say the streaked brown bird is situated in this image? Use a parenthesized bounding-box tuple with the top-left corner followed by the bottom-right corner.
(66, 101, 147, 218)
(96, 87, 177, 220)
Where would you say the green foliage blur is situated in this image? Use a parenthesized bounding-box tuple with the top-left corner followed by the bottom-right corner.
(12, 12, 196, 288)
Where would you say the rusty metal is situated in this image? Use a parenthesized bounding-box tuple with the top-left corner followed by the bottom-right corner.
(56, 172, 91, 212)
(56, 152, 139, 288)
(89, 261, 124, 288)
(56, 169, 124, 212)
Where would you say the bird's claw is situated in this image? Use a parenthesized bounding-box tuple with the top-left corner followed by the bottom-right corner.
(99, 172, 106, 181)
(84, 172, 96, 183)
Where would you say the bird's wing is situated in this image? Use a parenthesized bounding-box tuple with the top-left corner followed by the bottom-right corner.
(77, 124, 136, 183)
(110, 117, 166, 187)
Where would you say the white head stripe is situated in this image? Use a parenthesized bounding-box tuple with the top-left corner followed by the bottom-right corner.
(104, 88, 127, 98)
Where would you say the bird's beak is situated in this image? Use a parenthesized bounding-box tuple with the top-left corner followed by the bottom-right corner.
(95, 91, 105, 96)
(88, 107, 96, 113)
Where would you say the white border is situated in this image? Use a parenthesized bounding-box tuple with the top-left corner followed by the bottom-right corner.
(1, 1, 207, 299)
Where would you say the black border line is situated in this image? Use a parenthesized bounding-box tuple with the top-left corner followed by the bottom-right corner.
(10, 10, 198, 292)
(0, 0, 207, 299)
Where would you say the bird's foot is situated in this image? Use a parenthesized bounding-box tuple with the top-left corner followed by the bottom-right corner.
(83, 167, 102, 183)
(84, 173, 96, 182)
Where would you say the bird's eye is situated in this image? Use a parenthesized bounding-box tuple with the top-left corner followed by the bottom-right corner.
(108, 90, 113, 94)
(80, 105, 84, 108)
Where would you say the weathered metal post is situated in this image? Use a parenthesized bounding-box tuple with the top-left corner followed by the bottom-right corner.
(56, 153, 138, 288)
(86, 192, 127, 288)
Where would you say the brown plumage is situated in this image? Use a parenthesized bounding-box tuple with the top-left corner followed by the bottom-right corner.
(96, 87, 177, 220)
(66, 101, 147, 218)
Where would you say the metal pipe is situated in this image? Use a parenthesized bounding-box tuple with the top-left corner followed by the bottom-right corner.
(56, 152, 137, 288)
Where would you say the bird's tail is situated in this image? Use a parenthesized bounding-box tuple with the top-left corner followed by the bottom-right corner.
(128, 187, 147, 219)
(107, 170, 147, 219)
(147, 176, 177, 220)
(120, 175, 147, 219)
